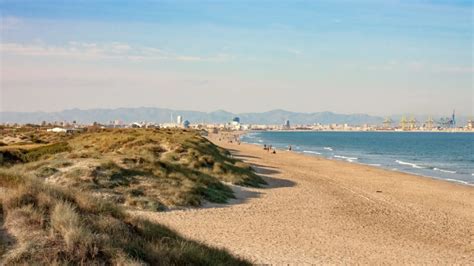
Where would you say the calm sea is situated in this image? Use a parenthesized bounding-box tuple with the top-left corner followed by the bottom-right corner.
(241, 131, 474, 185)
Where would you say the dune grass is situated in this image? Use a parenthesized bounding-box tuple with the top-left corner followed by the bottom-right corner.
(0, 170, 250, 265)
(0, 128, 265, 210)
(0, 142, 71, 166)
(0, 128, 262, 263)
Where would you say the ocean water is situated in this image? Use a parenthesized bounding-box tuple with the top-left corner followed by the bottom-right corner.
(241, 131, 474, 186)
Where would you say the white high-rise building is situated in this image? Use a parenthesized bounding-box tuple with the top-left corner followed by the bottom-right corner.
(177, 115, 183, 124)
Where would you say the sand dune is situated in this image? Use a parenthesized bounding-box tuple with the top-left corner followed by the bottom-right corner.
(134, 134, 474, 264)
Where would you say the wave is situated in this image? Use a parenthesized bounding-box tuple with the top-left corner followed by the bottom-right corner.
(367, 163, 382, 167)
(433, 168, 456, 174)
(395, 160, 425, 169)
(323, 147, 333, 151)
(334, 155, 358, 162)
(444, 179, 471, 185)
(303, 150, 321, 155)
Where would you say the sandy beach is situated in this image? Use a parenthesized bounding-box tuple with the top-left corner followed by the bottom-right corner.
(135, 133, 474, 264)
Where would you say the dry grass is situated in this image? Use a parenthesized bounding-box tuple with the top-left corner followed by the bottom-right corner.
(1, 128, 265, 210)
(0, 170, 250, 264)
(0, 127, 263, 263)
(0, 126, 72, 145)
(0, 142, 71, 166)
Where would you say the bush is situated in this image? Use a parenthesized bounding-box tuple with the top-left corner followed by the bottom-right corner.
(0, 142, 71, 166)
(0, 175, 250, 265)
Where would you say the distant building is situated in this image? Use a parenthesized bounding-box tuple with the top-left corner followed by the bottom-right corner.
(183, 120, 190, 129)
(228, 117, 241, 130)
(451, 110, 456, 128)
(130, 122, 143, 128)
(467, 119, 473, 130)
(177, 115, 183, 125)
(284, 120, 290, 129)
(47, 127, 68, 133)
(46, 127, 80, 133)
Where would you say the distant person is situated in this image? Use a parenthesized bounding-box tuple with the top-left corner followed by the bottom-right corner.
(272, 149, 276, 154)
(288, 145, 292, 151)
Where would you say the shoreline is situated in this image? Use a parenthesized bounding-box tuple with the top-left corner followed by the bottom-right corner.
(247, 129, 474, 133)
(252, 140, 474, 187)
(136, 132, 474, 264)
(240, 130, 474, 187)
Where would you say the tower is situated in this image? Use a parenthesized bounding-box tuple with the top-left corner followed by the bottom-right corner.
(451, 109, 456, 128)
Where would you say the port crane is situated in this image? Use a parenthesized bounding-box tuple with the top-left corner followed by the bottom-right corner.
(408, 116, 417, 130)
(383, 117, 393, 129)
(424, 116, 435, 130)
(399, 116, 408, 130)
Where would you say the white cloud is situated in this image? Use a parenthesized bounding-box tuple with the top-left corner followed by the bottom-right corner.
(0, 41, 235, 63)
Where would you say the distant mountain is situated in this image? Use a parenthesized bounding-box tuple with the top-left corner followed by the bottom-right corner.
(0, 107, 470, 126)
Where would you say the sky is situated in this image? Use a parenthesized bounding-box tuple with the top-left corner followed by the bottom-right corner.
(0, 0, 472, 116)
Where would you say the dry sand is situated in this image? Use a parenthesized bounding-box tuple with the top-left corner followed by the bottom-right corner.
(134, 133, 474, 264)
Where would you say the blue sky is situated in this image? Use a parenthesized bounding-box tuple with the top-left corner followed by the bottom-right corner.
(1, 0, 472, 116)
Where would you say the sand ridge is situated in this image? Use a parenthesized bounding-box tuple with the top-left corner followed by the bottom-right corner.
(134, 133, 474, 264)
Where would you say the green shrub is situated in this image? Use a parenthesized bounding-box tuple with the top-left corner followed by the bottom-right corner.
(22, 142, 71, 162)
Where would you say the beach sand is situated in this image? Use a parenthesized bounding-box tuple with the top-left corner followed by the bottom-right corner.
(134, 133, 474, 264)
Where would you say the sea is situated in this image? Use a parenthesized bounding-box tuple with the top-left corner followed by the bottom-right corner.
(241, 131, 474, 186)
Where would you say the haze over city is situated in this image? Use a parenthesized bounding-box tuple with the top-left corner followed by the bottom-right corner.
(1, 0, 472, 116)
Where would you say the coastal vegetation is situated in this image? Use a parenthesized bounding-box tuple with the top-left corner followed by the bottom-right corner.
(0, 127, 263, 264)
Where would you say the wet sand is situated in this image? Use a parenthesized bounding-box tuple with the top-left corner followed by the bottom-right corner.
(135, 133, 474, 264)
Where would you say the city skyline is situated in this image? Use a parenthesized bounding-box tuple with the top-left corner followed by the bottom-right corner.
(1, 0, 473, 116)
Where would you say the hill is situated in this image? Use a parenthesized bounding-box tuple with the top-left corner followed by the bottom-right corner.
(0, 127, 261, 264)
(1, 107, 385, 125)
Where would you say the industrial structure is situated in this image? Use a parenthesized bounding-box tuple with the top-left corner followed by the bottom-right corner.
(383, 117, 393, 129)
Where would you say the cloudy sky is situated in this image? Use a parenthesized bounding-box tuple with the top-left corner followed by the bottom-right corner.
(1, 0, 472, 116)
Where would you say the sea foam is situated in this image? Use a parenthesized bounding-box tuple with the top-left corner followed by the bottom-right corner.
(395, 160, 425, 169)
(444, 179, 470, 185)
(367, 163, 382, 167)
(433, 168, 456, 174)
(334, 155, 358, 162)
(303, 150, 321, 155)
